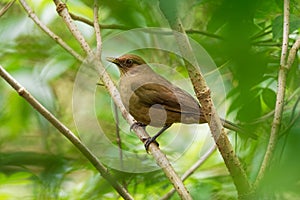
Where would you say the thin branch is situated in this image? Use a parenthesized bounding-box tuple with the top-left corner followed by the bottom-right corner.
(161, 145, 217, 200)
(254, 0, 290, 188)
(70, 12, 131, 30)
(69, 12, 223, 40)
(0, 65, 134, 200)
(159, 2, 251, 196)
(18, 0, 84, 62)
(93, 1, 102, 59)
(69, 12, 94, 26)
(53, 0, 93, 57)
(52, 0, 191, 198)
(286, 37, 300, 68)
(0, 0, 16, 17)
(185, 29, 223, 40)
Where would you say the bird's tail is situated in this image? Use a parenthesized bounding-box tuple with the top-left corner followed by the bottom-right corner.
(221, 118, 258, 139)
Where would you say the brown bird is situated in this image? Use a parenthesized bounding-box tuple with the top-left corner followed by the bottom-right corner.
(107, 54, 256, 150)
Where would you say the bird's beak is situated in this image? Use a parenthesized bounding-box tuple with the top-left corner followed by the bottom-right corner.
(106, 57, 119, 65)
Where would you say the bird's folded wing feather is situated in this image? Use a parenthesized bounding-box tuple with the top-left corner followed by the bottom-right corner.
(132, 82, 201, 115)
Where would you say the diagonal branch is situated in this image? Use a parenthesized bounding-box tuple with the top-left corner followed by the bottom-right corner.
(0, 65, 133, 200)
(0, 0, 16, 17)
(53, 0, 93, 57)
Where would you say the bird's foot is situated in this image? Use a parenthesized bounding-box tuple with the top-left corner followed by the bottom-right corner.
(130, 122, 146, 132)
(143, 137, 159, 152)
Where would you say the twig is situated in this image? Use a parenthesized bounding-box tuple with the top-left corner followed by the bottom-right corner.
(18, 0, 84, 62)
(53, 1, 192, 198)
(0, 65, 133, 200)
(185, 29, 223, 40)
(0, 0, 16, 17)
(254, 0, 291, 188)
(286, 37, 300, 67)
(159, 1, 251, 197)
(69, 11, 223, 40)
(161, 145, 217, 200)
(70, 12, 131, 30)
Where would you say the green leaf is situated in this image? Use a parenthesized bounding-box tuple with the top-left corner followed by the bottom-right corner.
(272, 14, 300, 40)
(261, 88, 276, 110)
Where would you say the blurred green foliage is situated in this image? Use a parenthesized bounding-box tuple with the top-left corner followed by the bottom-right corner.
(0, 0, 300, 199)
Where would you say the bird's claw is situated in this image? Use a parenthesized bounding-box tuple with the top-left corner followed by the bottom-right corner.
(143, 137, 159, 152)
(130, 122, 146, 132)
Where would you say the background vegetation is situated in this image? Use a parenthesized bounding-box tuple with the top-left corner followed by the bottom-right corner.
(0, 0, 300, 199)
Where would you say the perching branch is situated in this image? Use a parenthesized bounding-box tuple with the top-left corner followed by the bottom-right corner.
(159, 1, 252, 197)
(0, 65, 134, 200)
(52, 1, 192, 199)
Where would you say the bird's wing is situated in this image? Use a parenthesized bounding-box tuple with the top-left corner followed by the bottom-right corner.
(131, 81, 201, 115)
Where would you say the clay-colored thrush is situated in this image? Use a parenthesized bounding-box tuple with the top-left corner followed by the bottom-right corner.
(107, 54, 256, 150)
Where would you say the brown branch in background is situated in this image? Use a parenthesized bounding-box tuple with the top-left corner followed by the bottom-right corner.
(254, 0, 291, 189)
(18, 0, 84, 62)
(0, 65, 134, 200)
(0, 0, 16, 17)
(161, 144, 217, 200)
(52, 0, 192, 198)
(158, 1, 252, 197)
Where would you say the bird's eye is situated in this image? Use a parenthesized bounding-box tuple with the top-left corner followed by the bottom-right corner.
(125, 59, 133, 66)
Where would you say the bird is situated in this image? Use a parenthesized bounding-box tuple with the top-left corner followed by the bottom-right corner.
(107, 54, 256, 150)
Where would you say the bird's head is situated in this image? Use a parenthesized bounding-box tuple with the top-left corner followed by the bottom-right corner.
(106, 54, 146, 75)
